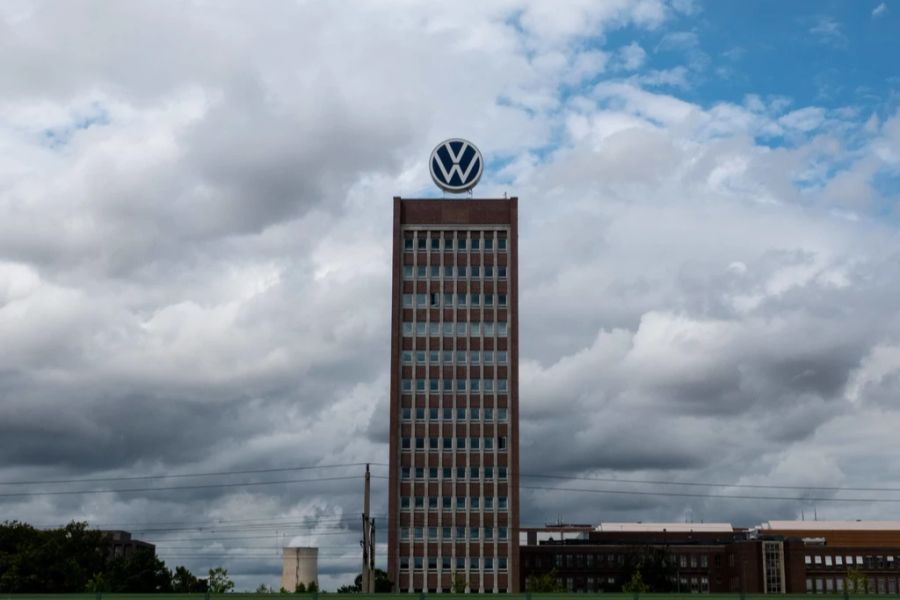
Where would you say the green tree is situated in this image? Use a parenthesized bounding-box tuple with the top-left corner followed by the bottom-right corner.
(208, 566, 235, 593)
(294, 582, 306, 593)
(622, 568, 650, 593)
(451, 571, 468, 593)
(525, 569, 564, 592)
(337, 569, 392, 593)
(622, 547, 676, 593)
(256, 583, 276, 593)
(307, 581, 319, 593)
(106, 549, 173, 593)
(173, 565, 206, 593)
(85, 573, 107, 593)
(0, 520, 110, 593)
(847, 567, 868, 594)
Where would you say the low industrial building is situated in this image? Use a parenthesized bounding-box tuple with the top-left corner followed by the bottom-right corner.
(101, 530, 155, 559)
(518, 521, 900, 594)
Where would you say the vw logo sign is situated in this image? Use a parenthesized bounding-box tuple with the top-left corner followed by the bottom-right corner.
(429, 138, 483, 193)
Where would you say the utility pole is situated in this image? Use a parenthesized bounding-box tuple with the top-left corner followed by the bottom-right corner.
(361, 464, 375, 593)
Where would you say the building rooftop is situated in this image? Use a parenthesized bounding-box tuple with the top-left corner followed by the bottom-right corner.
(595, 522, 734, 533)
(759, 520, 900, 531)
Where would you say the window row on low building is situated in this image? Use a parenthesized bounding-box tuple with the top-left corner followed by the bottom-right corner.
(401, 465, 508, 481)
(806, 554, 899, 569)
(402, 350, 508, 365)
(401, 379, 509, 393)
(399, 495, 509, 511)
(401, 436, 508, 451)
(401, 407, 509, 421)
(399, 526, 510, 542)
(402, 321, 509, 337)
(400, 556, 509, 571)
(807, 575, 900, 594)
(403, 235, 507, 252)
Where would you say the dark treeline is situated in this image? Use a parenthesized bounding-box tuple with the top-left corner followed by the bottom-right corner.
(0, 521, 215, 593)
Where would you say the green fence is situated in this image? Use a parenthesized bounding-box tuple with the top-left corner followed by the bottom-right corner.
(0, 594, 891, 600)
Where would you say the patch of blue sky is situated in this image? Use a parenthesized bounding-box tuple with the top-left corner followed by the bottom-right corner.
(40, 103, 110, 149)
(685, 1, 897, 114)
(792, 156, 862, 191)
(872, 167, 900, 200)
(596, 1, 896, 121)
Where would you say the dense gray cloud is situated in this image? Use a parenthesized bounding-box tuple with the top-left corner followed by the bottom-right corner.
(1, 0, 899, 591)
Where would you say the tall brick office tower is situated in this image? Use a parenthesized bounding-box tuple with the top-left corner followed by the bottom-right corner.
(388, 197, 519, 593)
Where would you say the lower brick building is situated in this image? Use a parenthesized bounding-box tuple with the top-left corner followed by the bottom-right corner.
(519, 521, 900, 594)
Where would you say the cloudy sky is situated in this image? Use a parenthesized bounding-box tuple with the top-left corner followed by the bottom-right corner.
(2, 0, 899, 591)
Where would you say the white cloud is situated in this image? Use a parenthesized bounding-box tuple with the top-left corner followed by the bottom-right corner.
(617, 41, 647, 71)
(872, 2, 889, 18)
(809, 15, 848, 45)
(1, 0, 900, 590)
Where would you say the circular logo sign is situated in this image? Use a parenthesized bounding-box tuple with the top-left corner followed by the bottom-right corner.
(429, 138, 483, 193)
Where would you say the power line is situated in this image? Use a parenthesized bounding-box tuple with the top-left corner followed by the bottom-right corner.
(521, 472, 900, 493)
(143, 532, 370, 543)
(155, 544, 363, 549)
(0, 462, 384, 486)
(109, 519, 389, 534)
(0, 475, 389, 498)
(520, 484, 900, 503)
(36, 514, 388, 531)
(87, 514, 380, 528)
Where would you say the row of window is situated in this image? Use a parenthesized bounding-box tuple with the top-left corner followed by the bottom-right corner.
(679, 554, 710, 568)
(401, 407, 508, 421)
(400, 526, 510, 541)
(399, 495, 508, 511)
(403, 265, 508, 280)
(401, 379, 509, 393)
(399, 589, 508, 595)
(807, 576, 900, 594)
(806, 555, 897, 568)
(401, 436, 508, 450)
(403, 350, 507, 365)
(402, 321, 509, 337)
(404, 236, 507, 251)
(400, 556, 509, 571)
(403, 291, 508, 307)
(401, 465, 508, 480)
